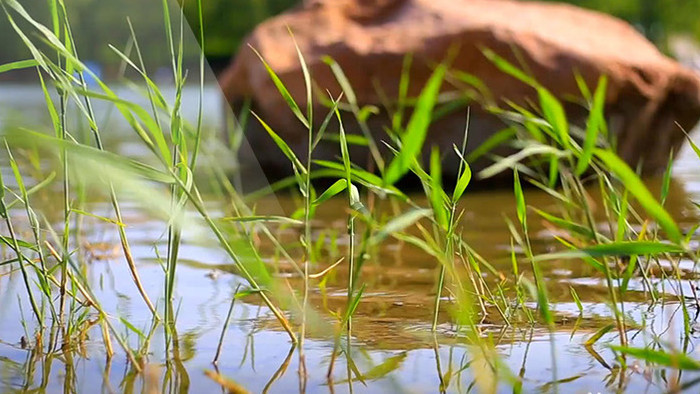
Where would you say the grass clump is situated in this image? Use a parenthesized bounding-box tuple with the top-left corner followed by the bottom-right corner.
(1, 1, 700, 392)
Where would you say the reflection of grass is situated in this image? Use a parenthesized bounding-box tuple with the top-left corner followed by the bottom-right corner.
(1, 0, 700, 392)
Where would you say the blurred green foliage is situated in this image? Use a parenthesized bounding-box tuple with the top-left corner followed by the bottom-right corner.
(179, 0, 296, 59)
(541, 0, 700, 51)
(1, 0, 699, 77)
(0, 0, 199, 76)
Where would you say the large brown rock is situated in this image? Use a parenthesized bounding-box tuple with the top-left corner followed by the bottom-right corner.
(220, 0, 700, 182)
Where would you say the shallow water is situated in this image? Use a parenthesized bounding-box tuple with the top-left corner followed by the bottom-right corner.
(1, 85, 700, 393)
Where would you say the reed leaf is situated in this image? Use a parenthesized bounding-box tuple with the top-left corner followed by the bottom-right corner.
(384, 65, 446, 185)
(535, 241, 684, 261)
(0, 59, 37, 74)
(594, 149, 682, 244)
(249, 45, 309, 129)
(610, 346, 700, 370)
(575, 76, 607, 175)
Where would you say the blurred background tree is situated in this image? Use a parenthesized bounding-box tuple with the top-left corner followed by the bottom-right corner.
(542, 0, 700, 51)
(2, 0, 700, 80)
(0, 0, 197, 79)
(179, 0, 295, 63)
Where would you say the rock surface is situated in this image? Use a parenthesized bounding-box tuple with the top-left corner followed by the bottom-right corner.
(219, 0, 700, 181)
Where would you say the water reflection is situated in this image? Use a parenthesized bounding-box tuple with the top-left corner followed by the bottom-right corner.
(0, 86, 700, 393)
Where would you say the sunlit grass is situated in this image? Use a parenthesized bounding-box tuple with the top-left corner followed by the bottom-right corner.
(0, 0, 699, 391)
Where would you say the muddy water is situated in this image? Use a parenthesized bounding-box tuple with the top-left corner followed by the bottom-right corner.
(1, 85, 700, 393)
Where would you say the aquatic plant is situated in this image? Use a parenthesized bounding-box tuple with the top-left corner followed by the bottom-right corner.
(0, 0, 699, 392)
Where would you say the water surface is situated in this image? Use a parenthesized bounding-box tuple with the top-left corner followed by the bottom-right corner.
(1, 84, 699, 393)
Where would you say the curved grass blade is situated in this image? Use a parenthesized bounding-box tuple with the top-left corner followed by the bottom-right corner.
(3, 128, 173, 184)
(430, 147, 448, 230)
(313, 179, 347, 206)
(252, 112, 306, 174)
(452, 145, 472, 202)
(371, 208, 431, 245)
(478, 144, 566, 180)
(336, 352, 408, 383)
(594, 149, 682, 244)
(220, 216, 303, 226)
(537, 87, 569, 149)
(576, 76, 607, 175)
(611, 346, 700, 370)
(249, 45, 309, 129)
(585, 324, 615, 346)
(384, 64, 446, 185)
(535, 241, 685, 262)
(514, 169, 527, 232)
(0, 59, 37, 74)
(466, 127, 515, 163)
(534, 209, 599, 241)
(481, 48, 538, 87)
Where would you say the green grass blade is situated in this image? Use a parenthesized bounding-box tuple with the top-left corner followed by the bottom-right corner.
(0, 59, 37, 74)
(534, 209, 598, 240)
(682, 128, 700, 161)
(430, 147, 448, 230)
(221, 216, 303, 226)
(537, 87, 569, 149)
(514, 169, 527, 232)
(371, 208, 431, 245)
(313, 160, 406, 199)
(340, 283, 366, 328)
(384, 65, 446, 185)
(535, 241, 684, 261)
(478, 144, 566, 180)
(336, 107, 352, 185)
(610, 346, 700, 370)
(584, 324, 614, 346)
(3, 128, 174, 184)
(0, 235, 37, 250)
(313, 179, 347, 206)
(249, 45, 309, 128)
(481, 48, 537, 87)
(547, 155, 559, 188)
(575, 76, 607, 175)
(289, 28, 312, 123)
(4, 0, 83, 69)
(574, 71, 592, 102)
(252, 112, 306, 174)
(452, 146, 472, 202)
(466, 127, 515, 163)
(322, 56, 357, 107)
(311, 96, 342, 151)
(71, 209, 125, 227)
(594, 149, 681, 244)
(570, 286, 583, 314)
(661, 151, 674, 205)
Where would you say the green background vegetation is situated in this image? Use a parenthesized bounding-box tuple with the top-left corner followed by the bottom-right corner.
(1, 0, 699, 390)
(2, 0, 700, 76)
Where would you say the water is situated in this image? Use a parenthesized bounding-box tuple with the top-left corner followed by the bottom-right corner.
(0, 84, 699, 393)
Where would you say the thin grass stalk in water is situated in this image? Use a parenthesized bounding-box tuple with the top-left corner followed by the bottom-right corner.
(572, 173, 628, 346)
(213, 285, 241, 364)
(292, 31, 314, 385)
(48, 0, 158, 317)
(7, 146, 57, 324)
(324, 104, 360, 381)
(430, 112, 473, 331)
(167, 170, 298, 342)
(513, 169, 558, 390)
(338, 109, 357, 386)
(45, 0, 71, 331)
(188, 0, 205, 171)
(163, 0, 186, 331)
(0, 163, 42, 324)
